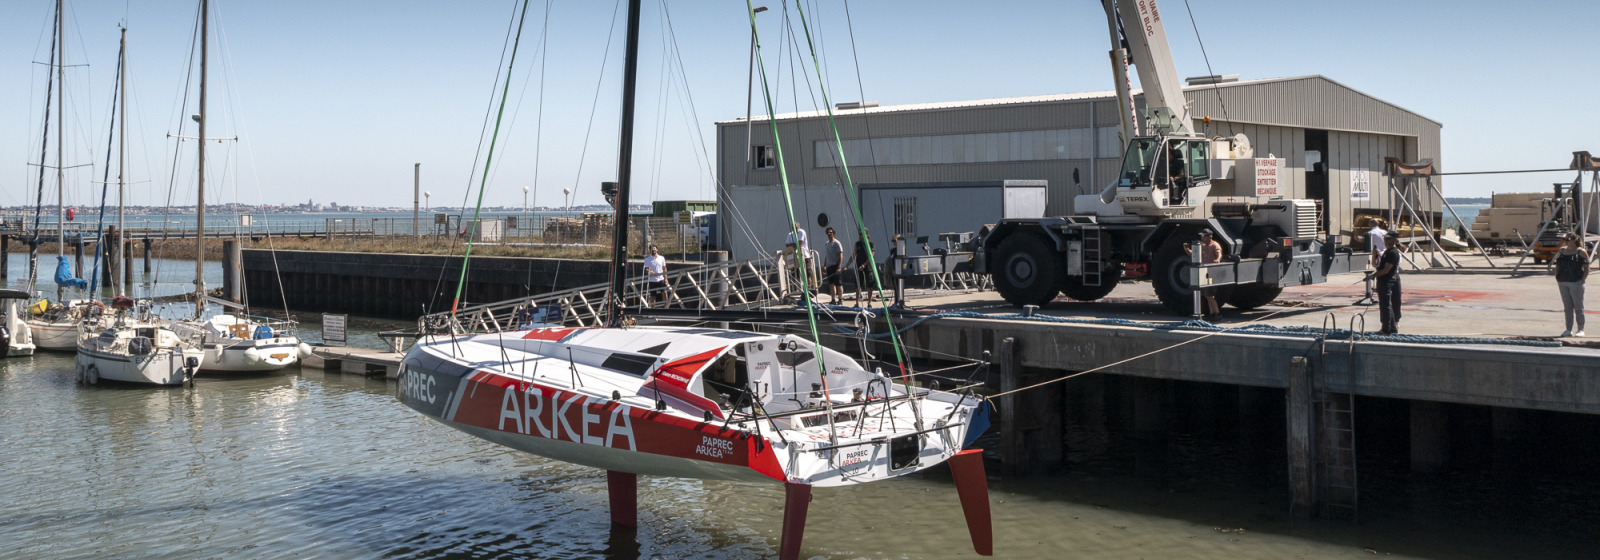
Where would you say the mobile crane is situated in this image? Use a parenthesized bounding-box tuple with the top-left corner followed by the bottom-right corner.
(977, 0, 1365, 314)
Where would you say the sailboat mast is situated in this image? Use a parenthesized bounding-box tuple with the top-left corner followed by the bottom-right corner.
(604, 0, 642, 326)
(55, 0, 65, 259)
(195, 0, 208, 317)
(117, 25, 127, 298)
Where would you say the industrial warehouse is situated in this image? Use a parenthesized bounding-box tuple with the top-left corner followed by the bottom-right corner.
(717, 74, 1443, 260)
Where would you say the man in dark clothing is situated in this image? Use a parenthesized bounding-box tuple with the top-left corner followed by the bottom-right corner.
(1372, 232, 1403, 334)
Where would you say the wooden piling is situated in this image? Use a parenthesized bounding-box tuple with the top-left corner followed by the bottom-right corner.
(1286, 356, 1315, 518)
(142, 238, 152, 273)
(74, 236, 85, 279)
(1, 234, 9, 279)
(102, 228, 120, 289)
(221, 240, 239, 303)
(123, 239, 133, 285)
(999, 337, 1025, 474)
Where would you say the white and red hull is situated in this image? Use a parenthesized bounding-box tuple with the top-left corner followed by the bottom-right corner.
(28, 318, 80, 351)
(398, 326, 985, 487)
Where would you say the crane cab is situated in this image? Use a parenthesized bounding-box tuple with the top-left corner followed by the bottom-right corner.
(1075, 134, 1212, 220)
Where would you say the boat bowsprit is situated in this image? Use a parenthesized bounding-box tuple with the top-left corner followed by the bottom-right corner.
(398, 325, 987, 487)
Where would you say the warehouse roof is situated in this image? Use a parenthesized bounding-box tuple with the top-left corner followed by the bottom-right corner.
(718, 75, 1440, 132)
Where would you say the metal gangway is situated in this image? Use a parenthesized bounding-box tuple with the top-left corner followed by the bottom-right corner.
(422, 252, 810, 335)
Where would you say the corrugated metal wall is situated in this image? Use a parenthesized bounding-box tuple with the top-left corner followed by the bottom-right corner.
(719, 76, 1442, 237)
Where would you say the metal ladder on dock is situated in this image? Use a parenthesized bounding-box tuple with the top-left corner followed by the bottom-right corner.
(1320, 391, 1359, 521)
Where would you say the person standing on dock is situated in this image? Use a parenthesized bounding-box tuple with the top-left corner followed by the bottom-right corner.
(1372, 231, 1403, 335)
(1184, 229, 1223, 317)
(851, 229, 875, 303)
(1555, 232, 1589, 337)
(822, 227, 844, 305)
(644, 245, 667, 307)
(1368, 219, 1389, 265)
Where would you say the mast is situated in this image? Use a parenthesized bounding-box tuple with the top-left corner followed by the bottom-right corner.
(194, 0, 208, 317)
(55, 0, 65, 265)
(604, 0, 642, 326)
(117, 25, 127, 298)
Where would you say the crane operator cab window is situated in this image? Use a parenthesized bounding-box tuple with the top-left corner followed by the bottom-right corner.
(1119, 137, 1210, 207)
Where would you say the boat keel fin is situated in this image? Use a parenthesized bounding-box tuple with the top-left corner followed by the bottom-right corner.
(779, 482, 811, 560)
(949, 449, 994, 556)
(607, 470, 637, 528)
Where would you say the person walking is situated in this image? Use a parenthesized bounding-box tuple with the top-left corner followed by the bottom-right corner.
(821, 227, 845, 304)
(643, 245, 667, 307)
(1372, 231, 1403, 334)
(1555, 232, 1590, 337)
(1183, 229, 1223, 317)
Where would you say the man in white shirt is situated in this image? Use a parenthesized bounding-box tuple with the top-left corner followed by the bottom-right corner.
(1368, 220, 1389, 263)
(785, 221, 809, 255)
(643, 245, 667, 306)
(785, 222, 814, 291)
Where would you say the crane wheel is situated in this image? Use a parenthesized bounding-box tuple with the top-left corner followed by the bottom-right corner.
(1226, 284, 1284, 310)
(1060, 264, 1121, 302)
(992, 233, 1064, 307)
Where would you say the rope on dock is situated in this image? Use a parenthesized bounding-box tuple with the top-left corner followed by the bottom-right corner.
(825, 308, 1561, 348)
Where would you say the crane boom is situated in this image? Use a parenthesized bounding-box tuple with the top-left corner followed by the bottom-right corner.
(1111, 0, 1191, 136)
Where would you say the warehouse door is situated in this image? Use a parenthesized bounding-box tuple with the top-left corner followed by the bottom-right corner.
(1304, 129, 1330, 208)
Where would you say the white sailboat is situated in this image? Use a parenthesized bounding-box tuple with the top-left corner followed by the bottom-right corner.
(23, 0, 92, 352)
(164, 0, 305, 374)
(74, 25, 206, 387)
(399, 3, 993, 559)
(1, 290, 38, 357)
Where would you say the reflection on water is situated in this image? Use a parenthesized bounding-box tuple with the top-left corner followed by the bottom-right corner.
(2, 324, 1596, 558)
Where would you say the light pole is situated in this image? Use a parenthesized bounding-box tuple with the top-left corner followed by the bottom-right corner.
(522, 185, 530, 240)
(562, 187, 573, 244)
(424, 190, 432, 238)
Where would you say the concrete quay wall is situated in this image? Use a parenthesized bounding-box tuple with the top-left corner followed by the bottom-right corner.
(241, 249, 610, 319)
(908, 317, 1600, 415)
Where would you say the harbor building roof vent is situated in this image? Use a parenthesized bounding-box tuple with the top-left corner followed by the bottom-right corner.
(1185, 74, 1240, 86)
(835, 100, 880, 110)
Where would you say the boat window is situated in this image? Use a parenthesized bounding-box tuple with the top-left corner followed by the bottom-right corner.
(600, 352, 655, 377)
(701, 352, 750, 409)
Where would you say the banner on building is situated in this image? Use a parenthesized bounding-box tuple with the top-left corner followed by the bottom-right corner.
(1351, 167, 1370, 201)
(1254, 158, 1281, 197)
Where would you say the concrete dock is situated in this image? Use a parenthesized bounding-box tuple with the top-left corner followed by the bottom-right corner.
(822, 259, 1600, 517)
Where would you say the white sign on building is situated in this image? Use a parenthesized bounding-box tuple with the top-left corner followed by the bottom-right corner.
(1254, 158, 1281, 197)
(1351, 167, 1371, 201)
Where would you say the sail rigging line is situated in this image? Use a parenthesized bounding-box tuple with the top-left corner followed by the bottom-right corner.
(790, 0, 921, 426)
(1178, 0, 1234, 138)
(152, 4, 205, 296)
(527, 0, 552, 293)
(450, 0, 535, 315)
(547, 0, 626, 295)
(27, 11, 59, 295)
(655, 0, 769, 255)
(747, 0, 844, 447)
(88, 36, 126, 296)
(839, 0, 880, 185)
(423, 0, 524, 316)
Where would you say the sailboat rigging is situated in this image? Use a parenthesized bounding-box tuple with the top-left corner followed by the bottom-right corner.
(24, 0, 95, 352)
(398, 3, 993, 559)
(73, 24, 206, 387)
(166, 0, 306, 374)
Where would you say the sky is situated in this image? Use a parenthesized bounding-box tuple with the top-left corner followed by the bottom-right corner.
(1, 0, 1595, 212)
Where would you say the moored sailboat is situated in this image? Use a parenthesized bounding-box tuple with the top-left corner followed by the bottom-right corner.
(398, 3, 993, 558)
(163, 0, 304, 374)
